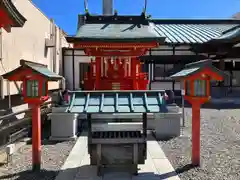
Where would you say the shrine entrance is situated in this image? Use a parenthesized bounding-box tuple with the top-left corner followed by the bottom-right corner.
(81, 43, 157, 90)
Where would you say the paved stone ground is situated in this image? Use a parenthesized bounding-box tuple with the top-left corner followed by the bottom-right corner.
(55, 133, 180, 180)
(159, 108, 240, 180)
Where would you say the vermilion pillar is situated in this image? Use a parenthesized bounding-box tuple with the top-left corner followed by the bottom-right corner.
(191, 102, 201, 166)
(31, 104, 41, 171)
(131, 57, 137, 89)
(95, 57, 101, 90)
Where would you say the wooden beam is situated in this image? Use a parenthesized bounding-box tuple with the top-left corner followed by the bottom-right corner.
(140, 55, 208, 64)
(84, 48, 147, 56)
(73, 41, 159, 49)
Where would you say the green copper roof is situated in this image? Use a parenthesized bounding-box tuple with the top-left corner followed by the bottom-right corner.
(170, 59, 228, 79)
(153, 24, 238, 44)
(67, 23, 165, 43)
(67, 14, 240, 44)
(2, 60, 62, 81)
(208, 26, 240, 44)
(0, 0, 26, 27)
(66, 90, 168, 113)
(171, 67, 200, 78)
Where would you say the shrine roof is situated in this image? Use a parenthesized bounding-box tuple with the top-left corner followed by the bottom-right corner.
(0, 0, 26, 27)
(170, 59, 228, 79)
(206, 25, 240, 44)
(67, 13, 240, 45)
(2, 60, 62, 81)
(152, 23, 239, 44)
(66, 90, 168, 114)
(66, 13, 165, 43)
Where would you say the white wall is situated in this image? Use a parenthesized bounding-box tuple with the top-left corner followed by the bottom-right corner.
(63, 49, 91, 90)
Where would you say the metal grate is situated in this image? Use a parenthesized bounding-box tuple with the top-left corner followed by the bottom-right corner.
(92, 131, 142, 139)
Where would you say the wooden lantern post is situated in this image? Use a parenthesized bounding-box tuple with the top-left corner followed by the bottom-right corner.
(2, 60, 62, 171)
(171, 60, 226, 166)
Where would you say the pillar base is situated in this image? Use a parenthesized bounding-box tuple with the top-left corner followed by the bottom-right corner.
(32, 164, 41, 171)
(192, 158, 200, 167)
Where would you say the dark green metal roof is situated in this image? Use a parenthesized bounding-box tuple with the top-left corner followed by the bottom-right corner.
(153, 24, 238, 44)
(67, 23, 165, 43)
(66, 91, 168, 113)
(67, 13, 240, 45)
(171, 67, 200, 78)
(208, 26, 240, 44)
(0, 0, 26, 27)
(2, 60, 62, 81)
(170, 59, 228, 79)
(66, 13, 165, 43)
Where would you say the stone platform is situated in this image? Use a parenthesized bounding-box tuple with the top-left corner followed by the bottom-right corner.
(55, 132, 180, 180)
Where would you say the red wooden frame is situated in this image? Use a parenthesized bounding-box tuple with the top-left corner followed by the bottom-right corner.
(3, 66, 50, 171)
(73, 41, 159, 49)
(84, 48, 148, 57)
(76, 41, 159, 90)
(181, 67, 223, 166)
(0, 8, 13, 32)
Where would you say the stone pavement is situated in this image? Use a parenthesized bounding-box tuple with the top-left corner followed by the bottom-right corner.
(55, 133, 180, 180)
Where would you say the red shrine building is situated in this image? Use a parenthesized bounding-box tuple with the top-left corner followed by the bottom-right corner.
(63, 0, 239, 94)
(66, 11, 165, 90)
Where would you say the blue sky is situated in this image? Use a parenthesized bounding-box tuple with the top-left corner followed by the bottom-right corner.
(32, 0, 240, 35)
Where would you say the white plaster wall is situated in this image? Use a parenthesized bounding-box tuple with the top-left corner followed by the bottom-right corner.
(63, 49, 91, 90)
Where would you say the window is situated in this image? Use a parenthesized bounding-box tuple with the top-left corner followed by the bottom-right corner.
(26, 80, 39, 97)
(193, 79, 207, 97)
(154, 64, 174, 80)
(42, 81, 47, 96)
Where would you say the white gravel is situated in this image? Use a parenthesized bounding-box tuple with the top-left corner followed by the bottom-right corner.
(0, 140, 76, 180)
(159, 108, 240, 180)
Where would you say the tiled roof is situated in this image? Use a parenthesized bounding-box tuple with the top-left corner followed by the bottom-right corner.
(66, 91, 168, 113)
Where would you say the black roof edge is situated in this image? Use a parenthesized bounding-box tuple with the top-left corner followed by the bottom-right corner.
(66, 37, 165, 43)
(20, 59, 48, 68)
(79, 12, 150, 25)
(222, 24, 240, 34)
(151, 19, 240, 24)
(0, 0, 27, 27)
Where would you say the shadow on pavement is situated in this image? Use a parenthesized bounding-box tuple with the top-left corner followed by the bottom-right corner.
(0, 164, 194, 180)
(0, 169, 59, 180)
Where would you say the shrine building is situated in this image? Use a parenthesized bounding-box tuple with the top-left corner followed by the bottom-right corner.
(62, 1, 240, 96)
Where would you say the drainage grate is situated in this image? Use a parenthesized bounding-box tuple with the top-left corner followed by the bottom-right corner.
(92, 131, 142, 139)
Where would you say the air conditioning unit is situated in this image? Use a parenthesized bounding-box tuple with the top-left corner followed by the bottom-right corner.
(45, 38, 55, 48)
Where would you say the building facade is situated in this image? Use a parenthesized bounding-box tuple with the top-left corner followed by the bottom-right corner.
(0, 0, 70, 99)
(0, 0, 71, 112)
